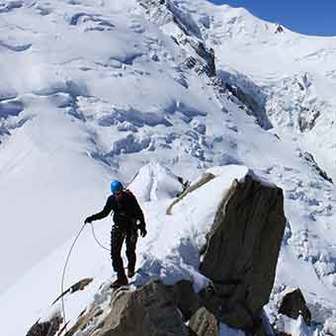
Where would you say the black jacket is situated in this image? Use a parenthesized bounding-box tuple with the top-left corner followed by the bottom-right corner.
(88, 190, 146, 229)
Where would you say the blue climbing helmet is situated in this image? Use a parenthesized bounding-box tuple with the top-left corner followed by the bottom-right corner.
(111, 180, 123, 194)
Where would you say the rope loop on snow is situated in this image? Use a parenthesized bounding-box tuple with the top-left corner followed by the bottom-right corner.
(60, 223, 87, 331)
(60, 221, 111, 332)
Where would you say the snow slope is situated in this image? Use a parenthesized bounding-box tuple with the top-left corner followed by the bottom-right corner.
(0, 0, 336, 335)
(199, 1, 336, 181)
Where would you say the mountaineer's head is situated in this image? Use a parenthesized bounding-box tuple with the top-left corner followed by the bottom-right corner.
(110, 180, 124, 194)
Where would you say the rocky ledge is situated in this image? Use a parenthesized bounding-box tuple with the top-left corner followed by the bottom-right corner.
(27, 170, 286, 336)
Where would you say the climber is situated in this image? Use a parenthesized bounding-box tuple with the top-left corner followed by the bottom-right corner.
(84, 180, 147, 288)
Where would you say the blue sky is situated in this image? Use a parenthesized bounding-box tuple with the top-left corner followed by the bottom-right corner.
(210, 1, 336, 36)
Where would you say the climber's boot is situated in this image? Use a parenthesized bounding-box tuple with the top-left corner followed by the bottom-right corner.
(111, 273, 129, 288)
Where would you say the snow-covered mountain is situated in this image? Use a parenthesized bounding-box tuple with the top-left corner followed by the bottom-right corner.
(0, 0, 336, 335)
(201, 3, 336, 180)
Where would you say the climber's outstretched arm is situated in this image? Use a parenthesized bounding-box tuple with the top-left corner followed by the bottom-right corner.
(85, 196, 115, 223)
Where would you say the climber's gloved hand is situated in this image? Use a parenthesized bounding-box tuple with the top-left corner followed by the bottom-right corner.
(140, 228, 147, 237)
(138, 225, 147, 238)
(84, 216, 93, 225)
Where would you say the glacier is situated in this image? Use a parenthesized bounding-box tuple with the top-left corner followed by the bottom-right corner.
(0, 0, 336, 335)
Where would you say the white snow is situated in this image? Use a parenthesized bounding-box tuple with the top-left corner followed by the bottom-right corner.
(0, 163, 248, 335)
(129, 161, 183, 202)
(0, 0, 336, 335)
(275, 314, 314, 336)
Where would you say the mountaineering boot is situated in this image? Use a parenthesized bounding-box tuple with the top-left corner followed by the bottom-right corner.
(111, 274, 128, 288)
(127, 267, 135, 278)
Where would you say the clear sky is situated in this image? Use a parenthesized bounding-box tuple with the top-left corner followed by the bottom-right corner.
(210, 1, 336, 36)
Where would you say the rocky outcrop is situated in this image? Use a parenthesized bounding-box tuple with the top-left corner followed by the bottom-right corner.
(185, 41, 216, 77)
(275, 25, 284, 34)
(172, 280, 201, 322)
(214, 72, 272, 130)
(278, 289, 312, 324)
(139, 0, 216, 78)
(63, 281, 192, 336)
(300, 151, 333, 184)
(26, 313, 63, 336)
(52, 278, 93, 305)
(298, 106, 320, 132)
(167, 172, 216, 215)
(100, 281, 190, 336)
(200, 174, 286, 330)
(27, 171, 285, 336)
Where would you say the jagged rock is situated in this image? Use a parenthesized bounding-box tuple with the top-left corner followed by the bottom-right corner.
(188, 328, 199, 336)
(200, 174, 286, 329)
(57, 171, 285, 336)
(63, 280, 200, 336)
(176, 176, 191, 197)
(301, 151, 333, 184)
(278, 288, 312, 324)
(275, 25, 284, 34)
(298, 106, 320, 132)
(64, 304, 104, 336)
(172, 280, 201, 321)
(225, 82, 271, 130)
(167, 172, 216, 215)
(26, 314, 62, 336)
(97, 280, 190, 336)
(52, 277, 93, 305)
(200, 283, 255, 330)
(213, 74, 272, 130)
(139, 0, 216, 78)
(192, 42, 216, 77)
(189, 307, 219, 336)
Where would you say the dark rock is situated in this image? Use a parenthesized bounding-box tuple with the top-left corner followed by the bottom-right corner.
(200, 282, 255, 330)
(98, 280, 190, 336)
(167, 172, 216, 215)
(301, 151, 333, 184)
(275, 25, 284, 34)
(279, 288, 312, 324)
(200, 174, 286, 329)
(213, 72, 272, 130)
(172, 280, 201, 321)
(64, 303, 102, 336)
(52, 277, 93, 305)
(139, 0, 216, 78)
(183, 41, 216, 77)
(185, 56, 198, 70)
(298, 106, 320, 132)
(26, 314, 62, 336)
(51, 172, 286, 336)
(64, 280, 197, 336)
(188, 327, 199, 336)
(226, 82, 271, 130)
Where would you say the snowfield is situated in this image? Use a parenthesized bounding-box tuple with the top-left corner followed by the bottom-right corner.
(0, 0, 336, 335)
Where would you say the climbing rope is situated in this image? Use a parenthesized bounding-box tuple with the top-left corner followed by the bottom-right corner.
(60, 222, 111, 331)
(60, 223, 87, 331)
(90, 223, 111, 252)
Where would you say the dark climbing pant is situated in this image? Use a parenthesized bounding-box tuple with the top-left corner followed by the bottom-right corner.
(111, 224, 138, 277)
